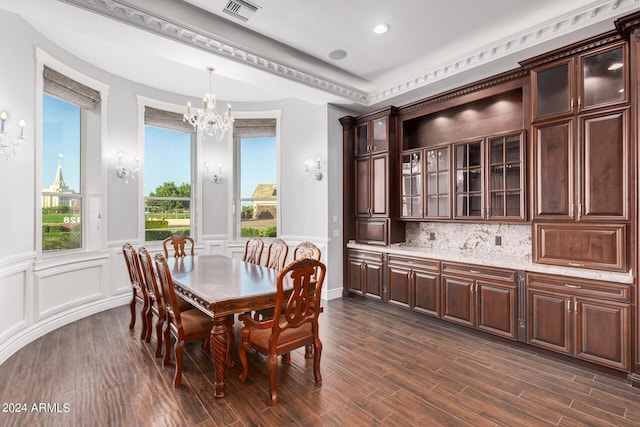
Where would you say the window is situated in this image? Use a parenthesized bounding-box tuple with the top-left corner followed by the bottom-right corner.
(143, 107, 194, 241)
(41, 94, 83, 251)
(234, 118, 278, 238)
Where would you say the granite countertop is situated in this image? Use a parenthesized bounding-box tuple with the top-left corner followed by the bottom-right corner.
(347, 241, 634, 284)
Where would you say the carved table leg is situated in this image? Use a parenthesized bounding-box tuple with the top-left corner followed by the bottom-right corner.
(211, 317, 229, 398)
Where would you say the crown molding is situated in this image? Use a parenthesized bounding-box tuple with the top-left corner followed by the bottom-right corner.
(59, 0, 638, 107)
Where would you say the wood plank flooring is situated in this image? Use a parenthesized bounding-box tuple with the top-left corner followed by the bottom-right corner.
(1, 296, 639, 426)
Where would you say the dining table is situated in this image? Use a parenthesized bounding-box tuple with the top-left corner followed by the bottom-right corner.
(168, 254, 286, 398)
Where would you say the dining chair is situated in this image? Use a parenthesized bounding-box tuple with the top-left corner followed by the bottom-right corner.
(243, 236, 264, 265)
(122, 243, 149, 340)
(264, 238, 289, 270)
(154, 253, 215, 387)
(138, 246, 193, 358)
(292, 241, 323, 356)
(162, 234, 195, 258)
(238, 257, 326, 405)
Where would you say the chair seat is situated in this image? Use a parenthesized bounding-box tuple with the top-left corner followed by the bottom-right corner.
(180, 309, 214, 341)
(245, 318, 312, 351)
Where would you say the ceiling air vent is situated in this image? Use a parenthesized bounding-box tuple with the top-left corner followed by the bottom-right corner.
(222, 0, 259, 22)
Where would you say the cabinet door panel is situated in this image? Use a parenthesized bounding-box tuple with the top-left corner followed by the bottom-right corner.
(477, 281, 517, 340)
(414, 271, 440, 317)
(575, 299, 630, 371)
(387, 265, 411, 308)
(371, 154, 388, 216)
(442, 276, 474, 326)
(533, 58, 574, 119)
(580, 44, 627, 110)
(527, 290, 572, 355)
(364, 261, 383, 300)
(533, 119, 574, 218)
(355, 157, 370, 216)
(347, 258, 364, 295)
(580, 110, 627, 220)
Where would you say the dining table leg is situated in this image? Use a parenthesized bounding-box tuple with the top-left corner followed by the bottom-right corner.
(211, 317, 229, 398)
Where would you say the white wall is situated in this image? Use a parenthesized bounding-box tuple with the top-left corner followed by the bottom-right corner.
(0, 9, 351, 365)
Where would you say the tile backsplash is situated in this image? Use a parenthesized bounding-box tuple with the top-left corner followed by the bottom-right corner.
(404, 222, 532, 260)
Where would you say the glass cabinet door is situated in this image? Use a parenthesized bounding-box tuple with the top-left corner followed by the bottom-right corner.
(371, 119, 388, 153)
(454, 141, 483, 218)
(488, 133, 524, 219)
(580, 44, 626, 110)
(533, 58, 574, 120)
(425, 147, 450, 218)
(401, 151, 422, 217)
(355, 123, 369, 156)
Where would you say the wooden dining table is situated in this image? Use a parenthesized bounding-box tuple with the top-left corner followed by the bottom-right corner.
(168, 254, 285, 398)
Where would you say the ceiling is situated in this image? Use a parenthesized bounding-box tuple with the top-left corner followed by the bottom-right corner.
(2, 0, 640, 114)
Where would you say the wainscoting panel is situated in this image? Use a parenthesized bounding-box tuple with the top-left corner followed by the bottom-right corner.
(35, 259, 106, 321)
(0, 267, 28, 344)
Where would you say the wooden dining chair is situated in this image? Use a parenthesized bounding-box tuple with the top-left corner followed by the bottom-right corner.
(163, 234, 194, 258)
(238, 258, 326, 405)
(243, 236, 264, 265)
(122, 243, 149, 340)
(292, 241, 322, 356)
(138, 246, 193, 358)
(264, 238, 289, 270)
(154, 253, 215, 387)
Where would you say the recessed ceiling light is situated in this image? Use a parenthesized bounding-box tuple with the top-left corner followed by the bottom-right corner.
(329, 49, 347, 60)
(373, 24, 389, 34)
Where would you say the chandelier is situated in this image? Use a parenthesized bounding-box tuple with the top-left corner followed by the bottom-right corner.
(183, 66, 233, 141)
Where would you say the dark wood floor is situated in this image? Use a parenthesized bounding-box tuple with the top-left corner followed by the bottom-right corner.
(1, 296, 639, 426)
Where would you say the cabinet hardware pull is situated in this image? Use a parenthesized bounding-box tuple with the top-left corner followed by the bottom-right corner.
(577, 203, 583, 220)
(568, 263, 584, 267)
(569, 204, 574, 219)
(574, 301, 578, 313)
(564, 284, 581, 289)
(570, 98, 574, 110)
(567, 300, 571, 313)
(577, 96, 582, 108)
(469, 269, 480, 273)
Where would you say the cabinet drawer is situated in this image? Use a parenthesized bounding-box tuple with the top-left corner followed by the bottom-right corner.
(442, 262, 516, 283)
(526, 272, 630, 303)
(387, 254, 440, 271)
(348, 248, 383, 264)
(533, 222, 627, 272)
(355, 219, 389, 245)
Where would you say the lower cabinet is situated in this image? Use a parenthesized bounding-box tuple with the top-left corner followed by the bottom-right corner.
(441, 262, 518, 340)
(526, 272, 631, 371)
(386, 254, 440, 316)
(347, 249, 384, 299)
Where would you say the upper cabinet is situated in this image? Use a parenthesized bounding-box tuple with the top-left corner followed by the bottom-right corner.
(532, 42, 628, 121)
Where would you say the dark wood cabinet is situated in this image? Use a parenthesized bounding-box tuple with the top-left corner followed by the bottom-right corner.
(526, 272, 631, 371)
(441, 262, 518, 340)
(386, 254, 440, 316)
(531, 42, 628, 121)
(347, 249, 383, 299)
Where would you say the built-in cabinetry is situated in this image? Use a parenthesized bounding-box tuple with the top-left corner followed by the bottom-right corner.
(441, 262, 518, 340)
(525, 39, 630, 272)
(526, 272, 631, 371)
(346, 249, 383, 299)
(386, 254, 440, 316)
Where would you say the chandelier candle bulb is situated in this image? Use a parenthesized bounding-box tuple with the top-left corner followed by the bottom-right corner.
(0, 112, 6, 133)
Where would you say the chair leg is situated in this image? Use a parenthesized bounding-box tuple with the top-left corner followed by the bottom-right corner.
(144, 305, 153, 343)
(162, 324, 171, 367)
(173, 340, 184, 387)
(237, 327, 250, 382)
(267, 354, 278, 405)
(139, 302, 149, 341)
(282, 353, 291, 363)
(313, 338, 323, 384)
(154, 316, 164, 358)
(304, 344, 313, 359)
(128, 295, 136, 330)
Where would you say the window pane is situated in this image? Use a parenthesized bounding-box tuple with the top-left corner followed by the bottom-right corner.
(42, 94, 82, 251)
(144, 125, 192, 241)
(240, 136, 277, 237)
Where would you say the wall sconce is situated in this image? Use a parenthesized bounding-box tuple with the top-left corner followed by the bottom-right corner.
(305, 157, 323, 181)
(0, 111, 27, 160)
(116, 151, 139, 184)
(206, 162, 223, 184)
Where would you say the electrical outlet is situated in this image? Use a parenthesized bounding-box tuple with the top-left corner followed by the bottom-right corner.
(429, 232, 436, 241)
(495, 236, 502, 246)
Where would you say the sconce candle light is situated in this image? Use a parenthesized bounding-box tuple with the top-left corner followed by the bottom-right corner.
(206, 162, 223, 184)
(116, 151, 139, 184)
(0, 111, 27, 160)
(305, 157, 323, 181)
